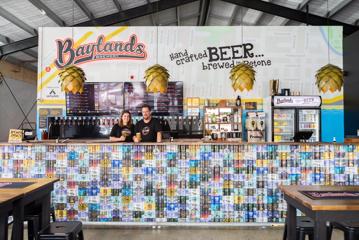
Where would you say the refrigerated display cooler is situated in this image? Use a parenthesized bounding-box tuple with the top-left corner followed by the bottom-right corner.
(272, 96, 321, 142)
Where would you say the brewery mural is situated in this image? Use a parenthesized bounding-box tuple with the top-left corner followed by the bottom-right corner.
(37, 26, 344, 141)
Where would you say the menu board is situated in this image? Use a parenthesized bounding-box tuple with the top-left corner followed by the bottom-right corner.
(66, 82, 182, 116)
(124, 82, 183, 116)
(38, 108, 63, 128)
(66, 83, 124, 116)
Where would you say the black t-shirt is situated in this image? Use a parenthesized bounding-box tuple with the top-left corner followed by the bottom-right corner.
(110, 124, 135, 142)
(135, 118, 162, 142)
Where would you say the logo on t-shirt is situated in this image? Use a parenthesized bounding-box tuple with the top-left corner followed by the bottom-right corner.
(121, 128, 131, 137)
(142, 126, 150, 136)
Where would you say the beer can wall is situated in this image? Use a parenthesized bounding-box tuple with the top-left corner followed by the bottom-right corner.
(0, 143, 358, 223)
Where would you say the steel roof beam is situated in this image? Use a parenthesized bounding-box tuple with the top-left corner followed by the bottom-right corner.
(0, 6, 37, 35)
(0, 33, 36, 63)
(146, 0, 157, 26)
(112, 0, 131, 25)
(163, 12, 199, 25)
(176, 6, 181, 26)
(112, 0, 123, 11)
(284, 0, 314, 25)
(0, 36, 37, 57)
(254, 0, 273, 25)
(0, 0, 198, 57)
(197, 0, 211, 26)
(0, 34, 11, 44)
(76, 0, 197, 26)
(327, 0, 353, 18)
(228, 5, 239, 26)
(221, 0, 359, 36)
(74, 0, 96, 24)
(28, 0, 66, 26)
(229, 7, 248, 26)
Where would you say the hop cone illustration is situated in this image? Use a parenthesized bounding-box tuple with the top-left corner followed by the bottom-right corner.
(58, 65, 87, 94)
(230, 63, 256, 91)
(315, 64, 343, 93)
(144, 64, 169, 93)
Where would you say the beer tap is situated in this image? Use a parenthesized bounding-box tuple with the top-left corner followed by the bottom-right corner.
(73, 117, 78, 127)
(54, 117, 59, 126)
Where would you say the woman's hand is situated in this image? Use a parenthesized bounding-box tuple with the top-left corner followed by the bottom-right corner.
(119, 136, 126, 141)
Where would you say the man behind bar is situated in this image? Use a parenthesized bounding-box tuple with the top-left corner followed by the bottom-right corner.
(133, 104, 162, 143)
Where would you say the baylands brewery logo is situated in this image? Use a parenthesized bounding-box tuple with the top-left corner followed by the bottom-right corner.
(54, 34, 147, 68)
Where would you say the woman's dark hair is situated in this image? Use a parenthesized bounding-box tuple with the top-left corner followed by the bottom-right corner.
(119, 110, 132, 127)
(141, 104, 151, 111)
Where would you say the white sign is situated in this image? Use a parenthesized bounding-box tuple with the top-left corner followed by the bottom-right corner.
(273, 96, 322, 107)
(37, 26, 343, 100)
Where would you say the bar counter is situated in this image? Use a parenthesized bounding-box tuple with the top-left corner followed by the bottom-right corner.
(0, 140, 358, 224)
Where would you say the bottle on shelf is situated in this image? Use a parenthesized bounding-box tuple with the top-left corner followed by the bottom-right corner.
(235, 95, 241, 107)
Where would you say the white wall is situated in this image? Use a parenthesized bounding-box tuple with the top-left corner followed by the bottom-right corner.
(0, 77, 37, 141)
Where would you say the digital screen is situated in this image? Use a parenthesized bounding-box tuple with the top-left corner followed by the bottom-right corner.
(66, 83, 124, 116)
(124, 82, 183, 116)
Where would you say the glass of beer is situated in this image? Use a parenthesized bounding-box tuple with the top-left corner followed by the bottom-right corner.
(136, 132, 141, 141)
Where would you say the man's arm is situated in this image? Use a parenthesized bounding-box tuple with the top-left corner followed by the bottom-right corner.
(110, 136, 125, 141)
(156, 119, 162, 143)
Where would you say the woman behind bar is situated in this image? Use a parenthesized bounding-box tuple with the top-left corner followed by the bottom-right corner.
(110, 110, 135, 142)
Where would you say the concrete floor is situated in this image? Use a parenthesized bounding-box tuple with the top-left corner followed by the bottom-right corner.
(12, 226, 345, 240)
(81, 227, 345, 240)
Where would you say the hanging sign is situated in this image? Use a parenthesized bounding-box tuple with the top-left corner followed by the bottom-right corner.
(273, 96, 322, 107)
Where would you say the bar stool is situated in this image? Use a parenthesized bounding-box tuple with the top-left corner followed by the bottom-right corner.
(24, 206, 56, 240)
(283, 216, 315, 240)
(5, 204, 56, 239)
(25, 215, 40, 240)
(329, 221, 359, 240)
(38, 221, 84, 240)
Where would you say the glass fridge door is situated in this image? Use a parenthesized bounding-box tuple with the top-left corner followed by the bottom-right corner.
(273, 109, 295, 142)
(298, 109, 320, 142)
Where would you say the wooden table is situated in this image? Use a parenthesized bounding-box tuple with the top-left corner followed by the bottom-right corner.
(279, 185, 359, 240)
(0, 178, 58, 240)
